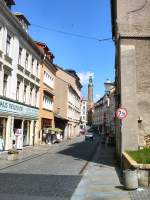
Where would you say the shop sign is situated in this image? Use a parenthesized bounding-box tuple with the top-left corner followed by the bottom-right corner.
(14, 129, 23, 149)
(0, 98, 38, 118)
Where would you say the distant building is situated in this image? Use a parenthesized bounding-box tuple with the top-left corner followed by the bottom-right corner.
(87, 76, 94, 126)
(93, 80, 115, 136)
(80, 97, 87, 129)
(54, 67, 82, 138)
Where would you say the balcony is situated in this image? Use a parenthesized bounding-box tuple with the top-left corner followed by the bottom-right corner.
(35, 77, 40, 83)
(30, 73, 36, 80)
(17, 64, 24, 72)
(25, 68, 30, 77)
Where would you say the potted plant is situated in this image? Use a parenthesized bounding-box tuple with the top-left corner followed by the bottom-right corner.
(123, 148, 150, 187)
(7, 147, 19, 161)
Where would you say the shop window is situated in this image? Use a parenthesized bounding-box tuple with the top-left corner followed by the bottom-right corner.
(3, 73, 8, 97)
(0, 118, 6, 149)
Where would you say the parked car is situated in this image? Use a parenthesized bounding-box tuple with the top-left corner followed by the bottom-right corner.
(85, 131, 94, 141)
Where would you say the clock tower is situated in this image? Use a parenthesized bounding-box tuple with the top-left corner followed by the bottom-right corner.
(88, 76, 94, 109)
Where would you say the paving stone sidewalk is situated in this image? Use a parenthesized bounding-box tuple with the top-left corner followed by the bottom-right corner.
(71, 143, 131, 200)
(71, 141, 150, 200)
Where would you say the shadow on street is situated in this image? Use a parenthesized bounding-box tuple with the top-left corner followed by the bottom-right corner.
(0, 173, 81, 199)
(58, 135, 116, 167)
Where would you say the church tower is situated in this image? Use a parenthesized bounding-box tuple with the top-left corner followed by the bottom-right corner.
(88, 76, 94, 109)
(87, 76, 94, 126)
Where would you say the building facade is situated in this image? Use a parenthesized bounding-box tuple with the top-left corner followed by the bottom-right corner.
(93, 80, 115, 137)
(111, 0, 150, 159)
(0, 0, 42, 150)
(80, 97, 87, 129)
(54, 67, 82, 138)
(35, 42, 57, 144)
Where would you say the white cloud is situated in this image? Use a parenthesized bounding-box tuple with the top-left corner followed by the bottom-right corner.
(94, 94, 101, 102)
(77, 72, 94, 85)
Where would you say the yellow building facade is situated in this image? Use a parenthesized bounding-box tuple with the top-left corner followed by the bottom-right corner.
(36, 42, 57, 144)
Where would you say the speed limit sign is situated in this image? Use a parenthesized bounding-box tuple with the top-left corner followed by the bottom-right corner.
(116, 108, 128, 119)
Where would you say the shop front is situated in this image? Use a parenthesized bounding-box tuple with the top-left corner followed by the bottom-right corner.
(0, 117, 7, 150)
(0, 98, 38, 150)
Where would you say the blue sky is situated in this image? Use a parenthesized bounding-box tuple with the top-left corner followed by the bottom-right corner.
(13, 0, 115, 101)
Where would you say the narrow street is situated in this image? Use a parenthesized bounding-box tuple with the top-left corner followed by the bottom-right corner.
(0, 135, 100, 200)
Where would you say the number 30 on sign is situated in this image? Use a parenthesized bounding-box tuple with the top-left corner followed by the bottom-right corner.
(116, 108, 128, 119)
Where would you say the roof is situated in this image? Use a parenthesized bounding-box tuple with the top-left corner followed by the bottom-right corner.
(35, 41, 49, 52)
(14, 12, 30, 26)
(54, 65, 82, 88)
(4, 0, 15, 6)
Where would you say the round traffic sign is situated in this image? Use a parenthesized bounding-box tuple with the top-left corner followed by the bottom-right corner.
(116, 108, 128, 119)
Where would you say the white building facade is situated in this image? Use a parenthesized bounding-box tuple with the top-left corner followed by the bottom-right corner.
(67, 84, 81, 137)
(80, 97, 87, 129)
(55, 68, 82, 138)
(0, 1, 42, 150)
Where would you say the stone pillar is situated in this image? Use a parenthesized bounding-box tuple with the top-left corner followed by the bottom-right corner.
(29, 120, 34, 146)
(5, 116, 14, 150)
(34, 120, 41, 145)
(120, 44, 138, 152)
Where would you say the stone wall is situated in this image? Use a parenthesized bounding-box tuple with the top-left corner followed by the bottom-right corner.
(121, 38, 150, 147)
(117, 0, 150, 35)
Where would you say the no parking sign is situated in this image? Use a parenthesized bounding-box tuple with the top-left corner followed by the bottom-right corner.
(116, 108, 128, 120)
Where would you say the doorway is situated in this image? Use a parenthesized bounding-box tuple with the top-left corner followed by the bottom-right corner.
(0, 117, 7, 150)
(23, 120, 30, 146)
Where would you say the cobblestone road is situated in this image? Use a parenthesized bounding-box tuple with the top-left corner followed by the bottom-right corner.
(0, 135, 100, 200)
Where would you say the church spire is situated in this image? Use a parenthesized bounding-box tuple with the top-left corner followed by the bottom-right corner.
(88, 76, 93, 102)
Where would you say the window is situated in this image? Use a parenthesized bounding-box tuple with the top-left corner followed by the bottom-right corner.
(3, 73, 8, 96)
(31, 58, 34, 73)
(43, 71, 54, 88)
(23, 85, 27, 103)
(29, 87, 33, 105)
(25, 53, 29, 69)
(36, 63, 39, 77)
(35, 89, 38, 107)
(18, 47, 22, 65)
(43, 95, 52, 110)
(0, 27, 2, 50)
(6, 34, 11, 56)
(16, 80, 20, 101)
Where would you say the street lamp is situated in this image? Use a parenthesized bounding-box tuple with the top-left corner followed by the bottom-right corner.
(104, 79, 112, 94)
